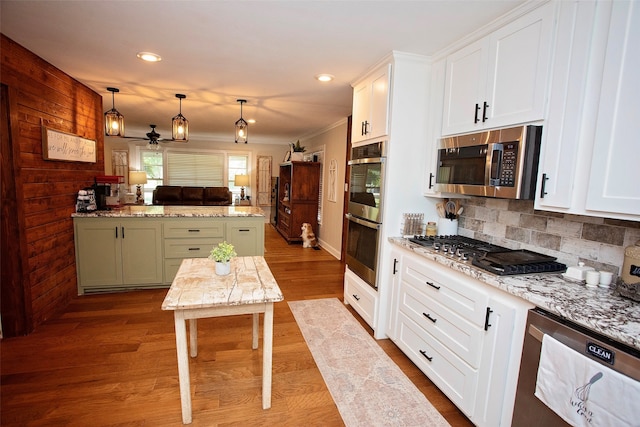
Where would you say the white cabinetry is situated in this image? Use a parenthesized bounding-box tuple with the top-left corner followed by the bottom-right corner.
(344, 267, 378, 328)
(585, 0, 640, 215)
(442, 2, 554, 135)
(389, 246, 532, 426)
(351, 64, 391, 144)
(535, 0, 639, 220)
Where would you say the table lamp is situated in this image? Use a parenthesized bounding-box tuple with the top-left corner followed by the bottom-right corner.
(129, 171, 148, 204)
(235, 174, 250, 200)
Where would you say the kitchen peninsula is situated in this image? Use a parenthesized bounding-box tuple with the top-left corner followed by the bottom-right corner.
(72, 206, 265, 294)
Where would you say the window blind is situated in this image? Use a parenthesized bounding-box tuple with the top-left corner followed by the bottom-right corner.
(166, 152, 225, 186)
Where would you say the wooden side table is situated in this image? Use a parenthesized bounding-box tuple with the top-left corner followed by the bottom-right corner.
(162, 257, 283, 424)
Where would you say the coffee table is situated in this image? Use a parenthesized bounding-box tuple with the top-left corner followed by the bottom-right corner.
(162, 256, 284, 424)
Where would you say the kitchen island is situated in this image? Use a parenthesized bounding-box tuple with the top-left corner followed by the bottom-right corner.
(389, 237, 640, 351)
(72, 206, 265, 294)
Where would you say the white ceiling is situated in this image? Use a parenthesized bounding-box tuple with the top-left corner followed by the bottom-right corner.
(1, 0, 526, 145)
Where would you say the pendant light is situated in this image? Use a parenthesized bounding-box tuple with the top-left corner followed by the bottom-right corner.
(104, 87, 125, 137)
(235, 99, 248, 144)
(172, 94, 189, 141)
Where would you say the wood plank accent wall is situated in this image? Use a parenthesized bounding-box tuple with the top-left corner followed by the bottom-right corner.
(1, 34, 104, 334)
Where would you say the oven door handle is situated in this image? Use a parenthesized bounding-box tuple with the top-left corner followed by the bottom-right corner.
(348, 157, 385, 166)
(346, 213, 381, 230)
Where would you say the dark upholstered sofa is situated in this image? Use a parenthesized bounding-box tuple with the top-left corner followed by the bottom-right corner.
(152, 186, 233, 206)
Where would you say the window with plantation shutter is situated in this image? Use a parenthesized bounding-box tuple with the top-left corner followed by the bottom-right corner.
(166, 152, 225, 186)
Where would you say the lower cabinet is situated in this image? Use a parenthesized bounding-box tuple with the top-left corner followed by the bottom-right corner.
(74, 218, 163, 293)
(74, 216, 265, 294)
(388, 246, 533, 426)
(343, 267, 378, 328)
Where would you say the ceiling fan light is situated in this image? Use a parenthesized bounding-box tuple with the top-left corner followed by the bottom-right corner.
(104, 87, 125, 137)
(172, 94, 189, 141)
(235, 99, 248, 144)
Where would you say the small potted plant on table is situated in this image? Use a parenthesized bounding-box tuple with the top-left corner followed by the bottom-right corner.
(209, 241, 237, 276)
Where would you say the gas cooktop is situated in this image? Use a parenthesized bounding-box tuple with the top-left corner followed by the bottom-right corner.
(408, 235, 567, 276)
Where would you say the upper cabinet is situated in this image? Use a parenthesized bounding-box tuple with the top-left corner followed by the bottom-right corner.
(535, 0, 639, 221)
(585, 0, 640, 216)
(441, 2, 555, 136)
(351, 64, 391, 144)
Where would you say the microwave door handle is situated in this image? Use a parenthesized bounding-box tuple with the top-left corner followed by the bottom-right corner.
(489, 143, 503, 187)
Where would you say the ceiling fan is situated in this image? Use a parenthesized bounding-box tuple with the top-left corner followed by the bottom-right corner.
(124, 124, 170, 145)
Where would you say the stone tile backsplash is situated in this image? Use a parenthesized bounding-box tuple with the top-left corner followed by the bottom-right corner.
(457, 197, 640, 278)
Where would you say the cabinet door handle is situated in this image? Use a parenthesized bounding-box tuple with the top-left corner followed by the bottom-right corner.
(188, 247, 201, 251)
(188, 229, 201, 233)
(484, 307, 493, 331)
(393, 258, 398, 275)
(363, 120, 370, 135)
(540, 173, 549, 198)
(115, 227, 118, 238)
(121, 227, 125, 239)
(419, 350, 433, 362)
(428, 172, 434, 189)
(423, 312, 437, 323)
(361, 121, 366, 136)
(426, 281, 440, 290)
(352, 294, 360, 301)
(482, 101, 489, 122)
(474, 103, 481, 123)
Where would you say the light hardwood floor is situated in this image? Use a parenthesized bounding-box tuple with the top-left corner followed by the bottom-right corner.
(1, 225, 473, 426)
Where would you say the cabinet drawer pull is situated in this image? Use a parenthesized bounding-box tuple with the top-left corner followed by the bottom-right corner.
(238, 229, 250, 232)
(426, 281, 440, 290)
(422, 312, 437, 323)
(352, 294, 360, 301)
(188, 229, 201, 232)
(484, 307, 494, 331)
(188, 247, 201, 251)
(419, 350, 433, 362)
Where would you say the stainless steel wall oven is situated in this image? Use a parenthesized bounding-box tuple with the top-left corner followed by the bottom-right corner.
(345, 141, 386, 288)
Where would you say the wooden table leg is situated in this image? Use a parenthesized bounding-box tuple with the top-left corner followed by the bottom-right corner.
(262, 303, 274, 409)
(252, 312, 259, 350)
(174, 312, 192, 424)
(189, 319, 197, 357)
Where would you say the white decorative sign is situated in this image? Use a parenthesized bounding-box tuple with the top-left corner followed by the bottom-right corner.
(42, 127, 96, 163)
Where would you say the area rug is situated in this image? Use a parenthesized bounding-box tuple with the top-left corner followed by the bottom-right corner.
(289, 298, 450, 427)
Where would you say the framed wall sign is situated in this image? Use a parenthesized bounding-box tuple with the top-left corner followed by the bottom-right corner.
(42, 126, 96, 163)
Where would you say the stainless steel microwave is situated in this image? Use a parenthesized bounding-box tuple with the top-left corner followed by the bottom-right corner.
(434, 125, 542, 199)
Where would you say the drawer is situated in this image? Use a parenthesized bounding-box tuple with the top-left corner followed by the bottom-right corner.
(395, 310, 478, 417)
(402, 256, 489, 327)
(163, 238, 222, 258)
(399, 279, 483, 368)
(344, 267, 377, 328)
(163, 221, 224, 239)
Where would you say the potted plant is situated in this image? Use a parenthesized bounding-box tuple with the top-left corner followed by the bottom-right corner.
(209, 241, 237, 276)
(290, 140, 306, 161)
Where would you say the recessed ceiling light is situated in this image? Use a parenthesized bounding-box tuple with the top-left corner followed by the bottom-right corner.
(137, 52, 162, 62)
(315, 74, 334, 82)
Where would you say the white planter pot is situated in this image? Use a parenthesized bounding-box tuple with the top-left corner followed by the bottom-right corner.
(291, 152, 304, 161)
(215, 261, 231, 276)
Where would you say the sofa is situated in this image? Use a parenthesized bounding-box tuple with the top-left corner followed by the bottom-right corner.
(152, 186, 233, 206)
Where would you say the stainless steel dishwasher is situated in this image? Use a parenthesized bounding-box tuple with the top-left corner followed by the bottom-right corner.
(511, 308, 640, 426)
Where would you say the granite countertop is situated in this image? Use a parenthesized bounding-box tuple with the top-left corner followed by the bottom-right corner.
(72, 205, 265, 218)
(390, 237, 640, 351)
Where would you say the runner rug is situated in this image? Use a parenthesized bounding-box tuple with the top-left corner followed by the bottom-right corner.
(289, 298, 450, 427)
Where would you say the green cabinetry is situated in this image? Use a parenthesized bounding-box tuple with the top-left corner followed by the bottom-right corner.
(74, 218, 163, 293)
